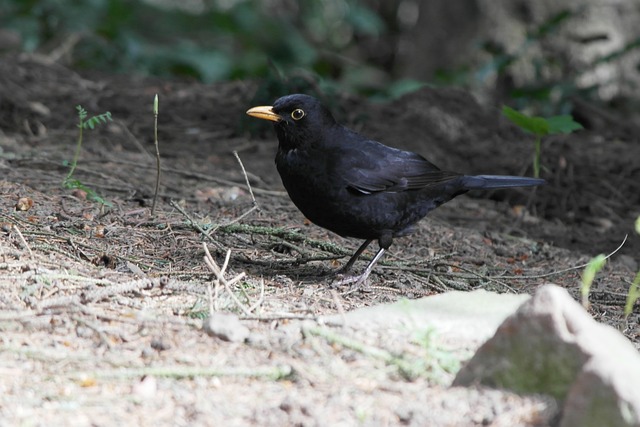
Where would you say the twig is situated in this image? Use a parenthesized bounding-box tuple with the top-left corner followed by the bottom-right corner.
(35, 295, 81, 310)
(240, 313, 317, 321)
(490, 234, 628, 280)
(206, 151, 260, 235)
(169, 199, 225, 251)
(202, 244, 250, 315)
(246, 278, 265, 313)
(69, 364, 293, 380)
(234, 150, 257, 207)
(13, 225, 34, 259)
(28, 272, 115, 287)
(80, 278, 160, 303)
(220, 246, 232, 277)
(206, 274, 215, 315)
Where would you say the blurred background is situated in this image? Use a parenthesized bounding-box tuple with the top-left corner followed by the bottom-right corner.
(2, 0, 640, 117)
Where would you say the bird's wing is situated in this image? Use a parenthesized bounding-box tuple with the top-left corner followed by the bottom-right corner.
(340, 142, 460, 194)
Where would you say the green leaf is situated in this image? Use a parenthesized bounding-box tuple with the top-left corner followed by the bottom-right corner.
(546, 115, 583, 134)
(502, 106, 549, 136)
(502, 106, 582, 137)
(625, 272, 640, 318)
(635, 216, 640, 235)
(581, 254, 607, 307)
(82, 112, 112, 129)
(76, 105, 87, 120)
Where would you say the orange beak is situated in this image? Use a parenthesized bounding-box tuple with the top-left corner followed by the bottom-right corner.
(246, 105, 281, 122)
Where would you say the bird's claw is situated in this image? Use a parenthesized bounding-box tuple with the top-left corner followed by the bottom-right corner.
(330, 273, 372, 292)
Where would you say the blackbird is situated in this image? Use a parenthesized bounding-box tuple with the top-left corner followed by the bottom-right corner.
(247, 94, 545, 286)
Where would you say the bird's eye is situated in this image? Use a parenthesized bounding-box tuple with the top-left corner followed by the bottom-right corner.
(291, 109, 305, 120)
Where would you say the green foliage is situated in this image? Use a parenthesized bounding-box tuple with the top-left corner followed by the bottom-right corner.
(545, 116, 585, 134)
(502, 106, 582, 177)
(580, 218, 640, 319)
(502, 106, 552, 136)
(76, 106, 112, 130)
(581, 254, 606, 308)
(1, 0, 386, 90)
(63, 105, 113, 206)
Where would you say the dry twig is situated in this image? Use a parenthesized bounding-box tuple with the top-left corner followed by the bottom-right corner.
(12, 225, 34, 259)
(203, 244, 250, 315)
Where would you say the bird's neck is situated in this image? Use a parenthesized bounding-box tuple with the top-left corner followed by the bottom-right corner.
(275, 123, 329, 152)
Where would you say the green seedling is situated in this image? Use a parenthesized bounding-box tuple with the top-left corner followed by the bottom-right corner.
(625, 272, 640, 319)
(64, 105, 113, 206)
(581, 254, 606, 309)
(502, 106, 583, 178)
(624, 216, 640, 318)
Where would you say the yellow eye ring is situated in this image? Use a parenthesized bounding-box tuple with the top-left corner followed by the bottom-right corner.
(291, 109, 305, 120)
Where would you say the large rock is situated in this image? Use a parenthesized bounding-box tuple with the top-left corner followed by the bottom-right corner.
(454, 284, 640, 427)
(321, 289, 530, 352)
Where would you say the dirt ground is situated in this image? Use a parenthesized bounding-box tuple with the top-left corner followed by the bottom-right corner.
(0, 54, 639, 425)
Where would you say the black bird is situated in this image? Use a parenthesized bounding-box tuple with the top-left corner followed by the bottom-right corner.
(247, 94, 544, 286)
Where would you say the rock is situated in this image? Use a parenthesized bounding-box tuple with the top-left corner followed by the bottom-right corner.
(562, 358, 640, 427)
(453, 284, 640, 427)
(320, 289, 530, 352)
(203, 312, 250, 343)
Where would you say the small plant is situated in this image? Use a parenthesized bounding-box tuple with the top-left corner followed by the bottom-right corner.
(624, 216, 640, 319)
(625, 272, 640, 319)
(63, 105, 113, 205)
(502, 106, 583, 178)
(580, 217, 640, 317)
(580, 254, 606, 309)
(151, 94, 161, 216)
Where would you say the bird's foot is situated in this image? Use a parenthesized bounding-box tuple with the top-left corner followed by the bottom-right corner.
(330, 272, 372, 292)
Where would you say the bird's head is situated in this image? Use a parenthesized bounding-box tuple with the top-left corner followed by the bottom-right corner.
(246, 94, 337, 150)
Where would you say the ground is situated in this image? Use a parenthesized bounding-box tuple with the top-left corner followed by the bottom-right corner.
(0, 55, 638, 425)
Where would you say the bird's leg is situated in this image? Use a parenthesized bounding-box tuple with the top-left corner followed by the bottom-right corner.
(333, 233, 392, 289)
(332, 247, 386, 289)
(338, 239, 374, 274)
(352, 247, 386, 287)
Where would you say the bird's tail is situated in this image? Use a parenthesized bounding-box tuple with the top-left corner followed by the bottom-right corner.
(461, 175, 546, 190)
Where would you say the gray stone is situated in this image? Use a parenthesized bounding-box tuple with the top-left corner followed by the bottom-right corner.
(320, 289, 530, 353)
(454, 284, 640, 427)
(203, 312, 250, 343)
